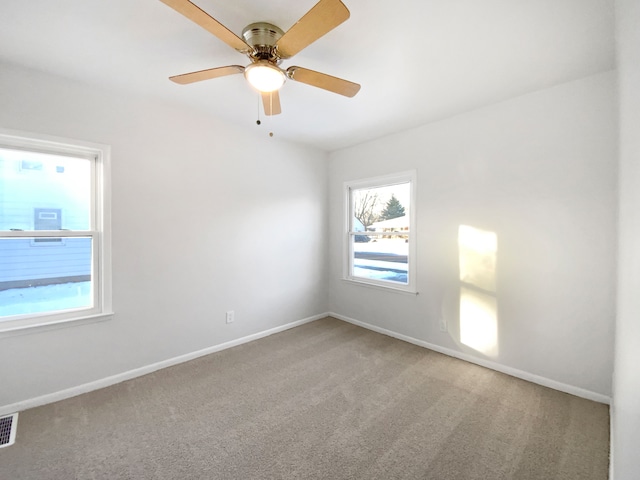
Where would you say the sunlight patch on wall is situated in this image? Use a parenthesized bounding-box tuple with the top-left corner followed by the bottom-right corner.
(459, 225, 497, 292)
(458, 225, 498, 357)
(460, 287, 498, 357)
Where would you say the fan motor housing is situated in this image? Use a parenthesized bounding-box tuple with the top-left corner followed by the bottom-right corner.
(242, 22, 284, 62)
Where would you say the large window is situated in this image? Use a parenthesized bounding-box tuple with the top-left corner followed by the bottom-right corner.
(345, 171, 416, 292)
(0, 130, 111, 332)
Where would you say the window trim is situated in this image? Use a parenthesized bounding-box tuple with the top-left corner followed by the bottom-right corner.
(0, 128, 112, 333)
(343, 170, 417, 293)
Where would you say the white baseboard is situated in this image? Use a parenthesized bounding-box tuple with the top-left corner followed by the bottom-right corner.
(330, 312, 612, 405)
(0, 313, 326, 416)
(609, 402, 615, 479)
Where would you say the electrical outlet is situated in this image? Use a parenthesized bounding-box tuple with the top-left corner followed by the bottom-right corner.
(226, 310, 235, 324)
(439, 317, 447, 332)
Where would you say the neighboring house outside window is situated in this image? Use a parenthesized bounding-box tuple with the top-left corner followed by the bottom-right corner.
(344, 171, 416, 293)
(0, 130, 112, 332)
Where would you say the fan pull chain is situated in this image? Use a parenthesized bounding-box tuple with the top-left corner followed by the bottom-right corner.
(269, 93, 274, 137)
(256, 94, 261, 126)
(255, 93, 273, 137)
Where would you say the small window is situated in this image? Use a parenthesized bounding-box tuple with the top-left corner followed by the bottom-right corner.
(344, 171, 416, 292)
(19, 159, 43, 172)
(0, 130, 112, 331)
(33, 208, 63, 244)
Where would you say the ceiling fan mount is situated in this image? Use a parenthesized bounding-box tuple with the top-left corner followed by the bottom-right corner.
(160, 0, 361, 116)
(242, 22, 285, 63)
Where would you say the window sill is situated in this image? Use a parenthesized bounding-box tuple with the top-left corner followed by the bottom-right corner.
(0, 311, 114, 338)
(342, 277, 418, 296)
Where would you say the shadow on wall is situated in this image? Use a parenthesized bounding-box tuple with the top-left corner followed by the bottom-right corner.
(458, 225, 498, 357)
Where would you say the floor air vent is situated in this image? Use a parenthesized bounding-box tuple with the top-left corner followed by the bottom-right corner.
(0, 413, 18, 447)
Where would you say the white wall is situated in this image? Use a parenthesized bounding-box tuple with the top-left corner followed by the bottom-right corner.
(0, 62, 328, 408)
(612, 0, 640, 477)
(329, 72, 617, 398)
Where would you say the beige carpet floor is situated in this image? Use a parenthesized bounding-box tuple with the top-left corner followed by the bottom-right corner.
(0, 317, 609, 479)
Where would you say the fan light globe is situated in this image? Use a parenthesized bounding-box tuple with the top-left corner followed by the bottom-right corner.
(245, 62, 286, 93)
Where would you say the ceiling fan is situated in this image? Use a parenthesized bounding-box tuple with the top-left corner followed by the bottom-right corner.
(159, 0, 361, 116)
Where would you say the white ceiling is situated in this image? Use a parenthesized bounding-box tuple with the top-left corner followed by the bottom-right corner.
(0, 0, 615, 152)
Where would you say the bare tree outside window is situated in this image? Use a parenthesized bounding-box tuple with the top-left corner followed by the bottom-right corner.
(353, 190, 379, 229)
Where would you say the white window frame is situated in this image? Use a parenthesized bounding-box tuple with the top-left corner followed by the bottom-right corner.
(0, 129, 112, 333)
(343, 170, 417, 294)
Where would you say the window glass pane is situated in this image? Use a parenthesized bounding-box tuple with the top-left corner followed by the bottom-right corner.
(352, 234, 409, 283)
(352, 183, 410, 232)
(0, 237, 93, 319)
(0, 148, 91, 231)
(350, 181, 411, 285)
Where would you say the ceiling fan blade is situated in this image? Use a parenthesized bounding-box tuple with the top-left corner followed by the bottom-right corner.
(169, 65, 244, 84)
(159, 0, 251, 53)
(287, 66, 360, 97)
(276, 0, 350, 59)
(261, 91, 282, 116)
